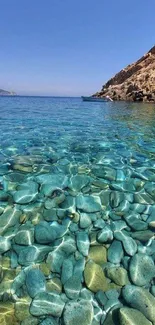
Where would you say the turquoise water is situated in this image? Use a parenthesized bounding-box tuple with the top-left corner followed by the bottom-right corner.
(0, 96, 155, 324)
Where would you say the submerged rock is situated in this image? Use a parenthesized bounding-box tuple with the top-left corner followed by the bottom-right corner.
(30, 292, 65, 317)
(63, 299, 93, 325)
(122, 285, 155, 322)
(108, 240, 124, 264)
(25, 268, 46, 298)
(64, 274, 82, 299)
(34, 221, 57, 244)
(84, 260, 109, 292)
(129, 253, 155, 286)
(13, 181, 38, 204)
(88, 245, 107, 265)
(119, 307, 152, 325)
(106, 266, 129, 286)
(76, 194, 101, 212)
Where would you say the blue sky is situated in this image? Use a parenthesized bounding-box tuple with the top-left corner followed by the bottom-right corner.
(0, 0, 154, 96)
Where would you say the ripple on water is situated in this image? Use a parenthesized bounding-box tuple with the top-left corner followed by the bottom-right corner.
(0, 97, 155, 324)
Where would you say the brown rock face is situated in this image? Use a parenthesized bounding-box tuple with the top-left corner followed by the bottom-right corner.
(94, 45, 155, 102)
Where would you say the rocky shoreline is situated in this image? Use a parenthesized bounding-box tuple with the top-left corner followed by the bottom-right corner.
(94, 46, 155, 102)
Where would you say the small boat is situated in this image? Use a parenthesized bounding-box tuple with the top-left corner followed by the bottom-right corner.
(81, 96, 113, 102)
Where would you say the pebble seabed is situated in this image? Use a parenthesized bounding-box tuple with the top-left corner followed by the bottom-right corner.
(0, 99, 155, 325)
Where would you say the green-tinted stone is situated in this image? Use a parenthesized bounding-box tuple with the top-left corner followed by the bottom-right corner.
(106, 267, 129, 286)
(119, 307, 152, 325)
(122, 285, 155, 323)
(0, 302, 19, 325)
(88, 245, 107, 265)
(84, 260, 109, 293)
(46, 277, 62, 293)
(15, 296, 32, 321)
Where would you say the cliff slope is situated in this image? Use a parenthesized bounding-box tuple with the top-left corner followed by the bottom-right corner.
(95, 46, 155, 102)
(0, 89, 16, 96)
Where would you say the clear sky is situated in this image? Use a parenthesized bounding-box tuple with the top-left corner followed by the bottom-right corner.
(0, 0, 154, 96)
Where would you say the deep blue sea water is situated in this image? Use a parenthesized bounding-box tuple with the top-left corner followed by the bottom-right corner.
(0, 96, 155, 324)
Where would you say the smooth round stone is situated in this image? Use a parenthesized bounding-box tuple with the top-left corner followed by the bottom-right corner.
(122, 285, 155, 322)
(0, 302, 19, 325)
(84, 260, 109, 292)
(59, 196, 76, 213)
(134, 193, 154, 205)
(129, 253, 155, 286)
(95, 290, 108, 306)
(64, 275, 82, 299)
(46, 250, 66, 273)
(63, 299, 93, 325)
(124, 213, 148, 231)
(17, 245, 51, 266)
(119, 307, 152, 325)
(44, 193, 66, 208)
(88, 246, 107, 265)
(25, 268, 46, 298)
(99, 190, 111, 206)
(93, 218, 106, 229)
(92, 165, 116, 181)
(14, 226, 34, 246)
(21, 316, 39, 325)
(108, 240, 124, 264)
(97, 225, 113, 243)
(36, 173, 68, 185)
(0, 236, 11, 253)
(68, 175, 90, 192)
(79, 213, 92, 229)
(30, 292, 65, 317)
(0, 207, 22, 228)
(76, 232, 90, 256)
(74, 257, 85, 279)
(145, 183, 155, 199)
(131, 230, 154, 242)
(13, 181, 38, 204)
(76, 194, 101, 213)
(15, 296, 32, 322)
(106, 267, 129, 286)
(40, 317, 58, 325)
(34, 222, 57, 244)
(110, 191, 125, 208)
(59, 236, 76, 255)
(61, 258, 74, 284)
(46, 277, 62, 293)
(114, 231, 137, 256)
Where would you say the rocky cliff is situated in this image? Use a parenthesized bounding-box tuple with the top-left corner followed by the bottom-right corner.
(0, 89, 16, 96)
(94, 45, 155, 102)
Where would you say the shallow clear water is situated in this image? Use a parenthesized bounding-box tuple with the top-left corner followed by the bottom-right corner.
(0, 96, 155, 324)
